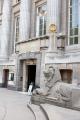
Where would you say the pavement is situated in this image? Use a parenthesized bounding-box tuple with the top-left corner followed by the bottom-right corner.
(0, 88, 35, 120)
(41, 104, 80, 120)
(0, 88, 80, 120)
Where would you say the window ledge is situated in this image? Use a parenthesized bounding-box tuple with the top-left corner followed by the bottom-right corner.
(65, 44, 80, 53)
(16, 35, 49, 45)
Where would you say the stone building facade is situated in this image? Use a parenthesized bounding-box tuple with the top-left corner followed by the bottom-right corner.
(0, 0, 80, 91)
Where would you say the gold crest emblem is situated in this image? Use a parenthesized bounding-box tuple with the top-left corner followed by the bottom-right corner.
(49, 24, 57, 33)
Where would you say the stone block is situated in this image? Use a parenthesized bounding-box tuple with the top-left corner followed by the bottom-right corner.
(31, 95, 66, 107)
(72, 88, 80, 109)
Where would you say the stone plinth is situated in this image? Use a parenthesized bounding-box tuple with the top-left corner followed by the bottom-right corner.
(72, 88, 80, 109)
(31, 94, 80, 111)
(31, 95, 67, 107)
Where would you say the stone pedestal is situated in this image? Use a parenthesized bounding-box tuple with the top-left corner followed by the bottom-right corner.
(31, 94, 80, 111)
(31, 95, 65, 107)
(72, 88, 80, 109)
(48, 33, 57, 52)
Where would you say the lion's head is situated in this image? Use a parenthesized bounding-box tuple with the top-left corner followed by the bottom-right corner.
(43, 66, 55, 81)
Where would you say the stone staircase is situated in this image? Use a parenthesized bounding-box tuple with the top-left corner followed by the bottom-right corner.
(27, 103, 80, 120)
(27, 104, 48, 120)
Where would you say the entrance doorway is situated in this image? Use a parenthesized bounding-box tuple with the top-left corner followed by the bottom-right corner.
(27, 65, 36, 91)
(2, 69, 9, 88)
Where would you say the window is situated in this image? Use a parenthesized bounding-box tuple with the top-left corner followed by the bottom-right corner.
(68, 0, 79, 45)
(15, 16, 20, 42)
(36, 4, 47, 37)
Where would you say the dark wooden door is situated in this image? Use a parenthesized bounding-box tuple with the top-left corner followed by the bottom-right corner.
(2, 69, 9, 88)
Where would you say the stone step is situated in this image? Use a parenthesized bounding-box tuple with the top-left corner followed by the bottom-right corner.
(40, 104, 80, 120)
(27, 104, 48, 120)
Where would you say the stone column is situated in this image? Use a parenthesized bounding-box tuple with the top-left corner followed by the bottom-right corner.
(47, 0, 59, 51)
(22, 61, 27, 92)
(0, 0, 12, 60)
(19, 0, 31, 41)
(15, 56, 23, 91)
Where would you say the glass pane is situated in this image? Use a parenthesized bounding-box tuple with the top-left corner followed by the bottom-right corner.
(70, 38, 73, 45)
(70, 0, 72, 6)
(72, 0, 78, 28)
(74, 37, 78, 44)
(15, 16, 20, 42)
(36, 4, 47, 36)
(40, 17, 43, 25)
(44, 17, 46, 35)
(70, 15, 72, 22)
(74, 28, 78, 35)
(70, 8, 72, 14)
(70, 29, 73, 36)
(70, 22, 72, 28)
(69, 0, 78, 45)
(39, 30, 43, 36)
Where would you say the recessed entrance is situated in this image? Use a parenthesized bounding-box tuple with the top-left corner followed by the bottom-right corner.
(2, 69, 9, 88)
(27, 65, 36, 91)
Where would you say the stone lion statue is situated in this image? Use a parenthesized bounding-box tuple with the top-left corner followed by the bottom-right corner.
(33, 66, 56, 96)
(33, 66, 76, 103)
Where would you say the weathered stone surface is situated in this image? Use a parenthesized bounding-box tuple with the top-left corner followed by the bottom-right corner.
(72, 88, 80, 109)
(41, 104, 80, 120)
(33, 66, 80, 108)
(31, 95, 65, 107)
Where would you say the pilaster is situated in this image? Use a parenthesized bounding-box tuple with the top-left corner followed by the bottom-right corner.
(47, 0, 59, 51)
(0, 0, 12, 60)
(47, 0, 58, 27)
(19, 0, 31, 41)
(22, 61, 27, 92)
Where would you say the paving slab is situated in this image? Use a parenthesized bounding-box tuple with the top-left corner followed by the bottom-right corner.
(0, 88, 35, 120)
(0, 105, 6, 120)
(41, 104, 80, 120)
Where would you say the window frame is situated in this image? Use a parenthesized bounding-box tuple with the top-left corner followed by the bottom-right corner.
(68, 0, 79, 45)
(36, 3, 47, 37)
(15, 15, 20, 42)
